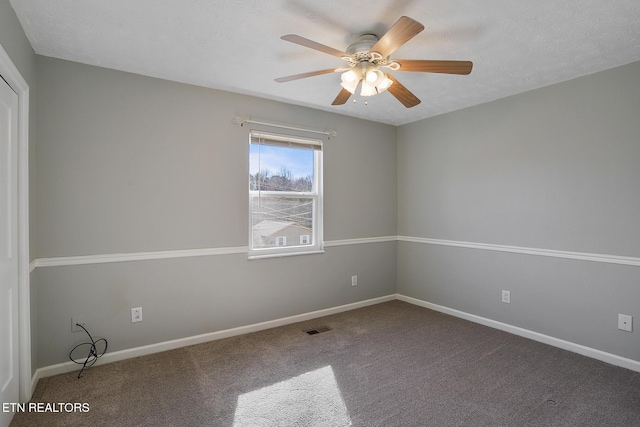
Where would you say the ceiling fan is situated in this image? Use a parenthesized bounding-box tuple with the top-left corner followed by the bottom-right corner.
(275, 16, 473, 108)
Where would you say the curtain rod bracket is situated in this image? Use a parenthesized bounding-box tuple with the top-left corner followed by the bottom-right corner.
(234, 117, 337, 138)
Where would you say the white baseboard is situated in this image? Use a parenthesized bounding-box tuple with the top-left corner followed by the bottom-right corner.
(396, 294, 640, 373)
(31, 294, 396, 391)
(31, 292, 639, 395)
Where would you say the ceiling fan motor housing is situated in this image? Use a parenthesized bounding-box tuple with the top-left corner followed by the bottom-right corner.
(344, 34, 380, 64)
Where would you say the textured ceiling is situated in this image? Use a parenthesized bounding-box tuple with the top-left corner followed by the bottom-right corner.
(10, 0, 640, 126)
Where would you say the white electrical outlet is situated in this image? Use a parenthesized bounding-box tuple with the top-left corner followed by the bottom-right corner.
(71, 316, 86, 333)
(131, 307, 143, 323)
(351, 275, 358, 286)
(618, 314, 632, 332)
(501, 290, 511, 304)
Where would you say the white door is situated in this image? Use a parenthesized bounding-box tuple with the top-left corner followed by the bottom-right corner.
(0, 75, 19, 427)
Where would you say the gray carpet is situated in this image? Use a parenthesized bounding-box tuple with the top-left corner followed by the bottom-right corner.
(11, 301, 640, 426)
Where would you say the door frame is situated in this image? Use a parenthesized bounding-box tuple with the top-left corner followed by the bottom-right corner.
(0, 44, 31, 402)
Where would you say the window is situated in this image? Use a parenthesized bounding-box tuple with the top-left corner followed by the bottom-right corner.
(249, 131, 323, 258)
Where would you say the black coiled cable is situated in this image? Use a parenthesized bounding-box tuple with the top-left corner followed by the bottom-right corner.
(69, 323, 108, 378)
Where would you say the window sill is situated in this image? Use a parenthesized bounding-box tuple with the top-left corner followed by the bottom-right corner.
(247, 248, 325, 260)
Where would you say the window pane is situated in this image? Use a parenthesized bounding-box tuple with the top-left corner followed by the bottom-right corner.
(250, 144, 314, 192)
(248, 132, 323, 258)
(251, 197, 314, 249)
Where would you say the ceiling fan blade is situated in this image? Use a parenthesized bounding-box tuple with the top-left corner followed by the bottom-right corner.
(370, 16, 424, 58)
(386, 74, 421, 108)
(395, 60, 473, 75)
(275, 68, 338, 83)
(281, 34, 346, 58)
(331, 88, 352, 105)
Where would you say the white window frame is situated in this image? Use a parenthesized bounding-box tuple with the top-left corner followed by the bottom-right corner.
(248, 131, 324, 259)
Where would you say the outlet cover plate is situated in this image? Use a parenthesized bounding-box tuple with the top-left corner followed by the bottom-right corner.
(71, 316, 85, 332)
(131, 307, 143, 323)
(501, 290, 511, 304)
(618, 314, 632, 332)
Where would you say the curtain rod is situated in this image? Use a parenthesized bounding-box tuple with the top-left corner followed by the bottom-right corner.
(233, 117, 337, 138)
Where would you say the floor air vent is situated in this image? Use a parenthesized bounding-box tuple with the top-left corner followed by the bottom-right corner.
(305, 326, 332, 335)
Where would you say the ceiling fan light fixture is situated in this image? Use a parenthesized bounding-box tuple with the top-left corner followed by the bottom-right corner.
(378, 76, 393, 91)
(340, 69, 362, 94)
(360, 70, 393, 96)
(342, 69, 359, 83)
(340, 80, 358, 94)
(365, 68, 385, 86)
(360, 81, 377, 97)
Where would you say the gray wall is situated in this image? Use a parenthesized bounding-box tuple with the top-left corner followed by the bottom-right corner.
(34, 56, 397, 367)
(0, 0, 35, 86)
(397, 61, 640, 362)
(13, 17, 640, 370)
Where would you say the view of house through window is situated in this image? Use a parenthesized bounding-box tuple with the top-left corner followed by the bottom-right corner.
(249, 132, 323, 258)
